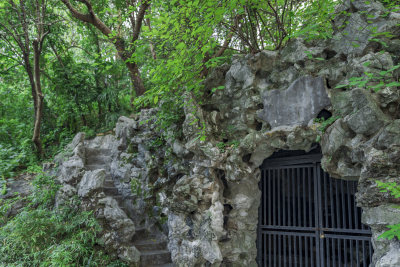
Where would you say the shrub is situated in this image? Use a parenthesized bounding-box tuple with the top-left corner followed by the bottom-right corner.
(0, 172, 127, 266)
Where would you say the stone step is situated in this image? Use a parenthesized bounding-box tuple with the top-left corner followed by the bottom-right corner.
(85, 148, 112, 156)
(134, 239, 168, 251)
(86, 156, 112, 165)
(85, 164, 109, 171)
(132, 228, 157, 242)
(104, 179, 115, 187)
(140, 250, 171, 266)
(103, 186, 119, 195)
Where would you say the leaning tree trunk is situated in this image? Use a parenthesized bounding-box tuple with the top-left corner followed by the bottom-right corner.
(127, 61, 146, 97)
(32, 40, 44, 157)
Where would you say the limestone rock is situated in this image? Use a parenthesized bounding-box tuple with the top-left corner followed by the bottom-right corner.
(118, 245, 141, 264)
(99, 197, 136, 243)
(49, 2, 400, 266)
(376, 242, 400, 267)
(59, 156, 85, 184)
(344, 96, 388, 136)
(77, 169, 105, 197)
(259, 76, 330, 127)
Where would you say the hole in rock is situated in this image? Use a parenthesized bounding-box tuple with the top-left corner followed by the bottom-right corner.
(216, 169, 228, 188)
(255, 121, 263, 131)
(223, 204, 233, 236)
(201, 104, 220, 112)
(256, 69, 269, 79)
(326, 78, 332, 89)
(317, 109, 332, 120)
(323, 49, 337, 60)
(242, 153, 252, 163)
(297, 61, 305, 68)
(184, 151, 194, 160)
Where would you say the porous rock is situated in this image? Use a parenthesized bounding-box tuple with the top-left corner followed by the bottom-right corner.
(258, 76, 331, 127)
(51, 1, 400, 266)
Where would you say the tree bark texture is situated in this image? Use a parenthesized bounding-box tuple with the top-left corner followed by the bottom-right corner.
(61, 0, 149, 97)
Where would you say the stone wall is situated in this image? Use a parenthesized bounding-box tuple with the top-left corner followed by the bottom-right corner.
(54, 0, 400, 266)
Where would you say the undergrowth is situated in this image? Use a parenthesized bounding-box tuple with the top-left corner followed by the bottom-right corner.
(0, 170, 127, 267)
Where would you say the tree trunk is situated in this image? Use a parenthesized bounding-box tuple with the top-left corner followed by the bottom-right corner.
(23, 53, 38, 113)
(32, 40, 43, 157)
(127, 62, 146, 96)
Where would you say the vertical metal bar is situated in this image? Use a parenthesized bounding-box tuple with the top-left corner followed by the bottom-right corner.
(356, 240, 360, 267)
(335, 179, 341, 228)
(274, 234, 277, 267)
(285, 168, 294, 226)
(257, 190, 261, 265)
(347, 181, 352, 230)
(329, 173, 335, 229)
(297, 168, 301, 228)
(338, 238, 342, 267)
(283, 234, 287, 267)
(263, 170, 266, 225)
(323, 170, 329, 228)
(269, 233, 272, 267)
(350, 239, 354, 267)
(303, 168, 307, 227)
(260, 234, 269, 266)
(344, 238, 348, 267)
(362, 240, 367, 267)
(278, 169, 281, 226)
(288, 235, 292, 267)
(292, 168, 296, 227)
(327, 237, 331, 267)
(332, 238, 336, 267)
(287, 168, 291, 227)
(283, 169, 287, 226)
(268, 169, 272, 225)
(300, 235, 303, 266)
(272, 169, 276, 225)
(310, 237, 314, 267)
(309, 167, 313, 227)
(278, 234, 282, 267)
(341, 180, 346, 229)
(305, 236, 309, 267)
(294, 235, 298, 267)
(316, 164, 323, 267)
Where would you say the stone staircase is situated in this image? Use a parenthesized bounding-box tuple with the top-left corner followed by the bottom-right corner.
(85, 147, 173, 267)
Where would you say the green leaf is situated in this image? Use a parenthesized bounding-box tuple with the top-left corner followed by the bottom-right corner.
(176, 42, 186, 50)
(335, 84, 349, 89)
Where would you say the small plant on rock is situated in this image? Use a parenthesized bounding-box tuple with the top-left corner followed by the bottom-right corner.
(376, 180, 400, 241)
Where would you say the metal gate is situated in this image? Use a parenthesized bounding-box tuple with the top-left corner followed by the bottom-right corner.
(257, 153, 373, 267)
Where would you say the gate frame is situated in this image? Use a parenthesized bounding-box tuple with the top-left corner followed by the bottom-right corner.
(257, 151, 373, 266)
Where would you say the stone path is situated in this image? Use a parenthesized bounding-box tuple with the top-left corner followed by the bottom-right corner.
(85, 146, 173, 267)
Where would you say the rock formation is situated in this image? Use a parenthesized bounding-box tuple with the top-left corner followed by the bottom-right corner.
(54, 0, 400, 266)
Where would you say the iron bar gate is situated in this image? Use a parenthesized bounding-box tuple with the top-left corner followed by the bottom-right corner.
(257, 153, 373, 267)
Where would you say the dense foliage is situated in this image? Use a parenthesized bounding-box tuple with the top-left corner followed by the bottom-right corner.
(0, 169, 127, 266)
(0, 0, 340, 177)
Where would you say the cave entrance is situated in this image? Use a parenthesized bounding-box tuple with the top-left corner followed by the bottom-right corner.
(256, 149, 373, 267)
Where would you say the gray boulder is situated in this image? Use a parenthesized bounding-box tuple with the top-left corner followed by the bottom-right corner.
(258, 76, 330, 127)
(77, 169, 105, 197)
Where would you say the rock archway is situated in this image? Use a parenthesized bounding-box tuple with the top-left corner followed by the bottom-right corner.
(53, 1, 400, 266)
(169, 2, 400, 266)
